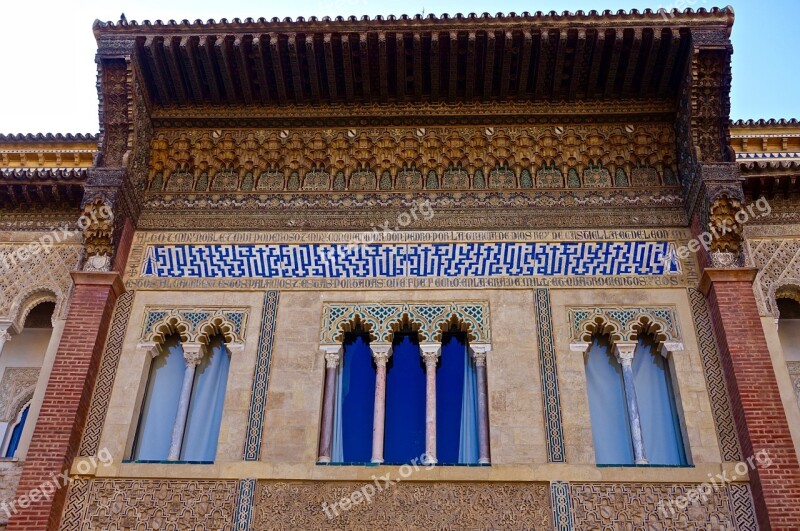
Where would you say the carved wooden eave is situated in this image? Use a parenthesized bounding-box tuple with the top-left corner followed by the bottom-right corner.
(93, 8, 734, 128)
(0, 134, 97, 210)
(731, 119, 800, 200)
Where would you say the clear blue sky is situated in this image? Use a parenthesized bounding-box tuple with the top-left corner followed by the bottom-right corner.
(0, 0, 796, 133)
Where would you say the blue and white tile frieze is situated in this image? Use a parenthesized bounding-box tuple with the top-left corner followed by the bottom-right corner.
(141, 241, 681, 279)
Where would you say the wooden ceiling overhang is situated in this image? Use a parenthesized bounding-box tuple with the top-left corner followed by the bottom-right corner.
(0, 134, 97, 210)
(94, 8, 734, 125)
(731, 119, 800, 200)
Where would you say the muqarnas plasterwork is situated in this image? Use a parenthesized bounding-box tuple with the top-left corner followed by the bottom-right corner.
(319, 302, 490, 345)
(59, 479, 238, 531)
(570, 483, 757, 530)
(252, 481, 552, 529)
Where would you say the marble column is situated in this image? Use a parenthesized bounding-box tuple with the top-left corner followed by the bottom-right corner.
(614, 341, 648, 465)
(370, 345, 392, 464)
(420, 344, 440, 465)
(0, 321, 13, 357)
(168, 342, 205, 461)
(318, 345, 342, 463)
(470, 344, 492, 464)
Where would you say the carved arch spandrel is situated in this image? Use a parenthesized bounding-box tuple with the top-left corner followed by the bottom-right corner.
(140, 307, 249, 346)
(433, 314, 477, 343)
(569, 306, 683, 350)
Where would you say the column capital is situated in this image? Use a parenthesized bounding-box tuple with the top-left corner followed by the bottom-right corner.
(569, 341, 591, 354)
(613, 342, 638, 367)
(70, 271, 126, 297)
(182, 342, 205, 366)
(225, 342, 245, 355)
(660, 341, 684, 358)
(420, 343, 441, 366)
(698, 267, 759, 296)
(320, 345, 342, 368)
(136, 341, 161, 358)
(470, 344, 491, 366)
(371, 344, 392, 365)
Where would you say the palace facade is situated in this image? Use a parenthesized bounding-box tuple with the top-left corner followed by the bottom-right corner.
(1, 6, 800, 530)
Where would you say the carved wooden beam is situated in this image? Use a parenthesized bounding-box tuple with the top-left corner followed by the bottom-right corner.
(551, 29, 567, 99)
(498, 31, 513, 101)
(534, 31, 550, 100)
(413, 33, 422, 99)
(143, 36, 171, 105)
(430, 32, 440, 101)
(198, 36, 221, 104)
(639, 29, 661, 97)
(395, 32, 406, 102)
(215, 36, 238, 104)
(359, 33, 371, 100)
(163, 37, 187, 105)
(658, 30, 680, 98)
(251, 36, 273, 103)
(604, 30, 622, 98)
(569, 30, 586, 102)
(378, 32, 388, 101)
(340, 34, 354, 102)
(323, 34, 338, 102)
(587, 29, 606, 98)
(448, 31, 458, 100)
(483, 30, 496, 100)
(234, 36, 254, 105)
(287, 34, 305, 103)
(180, 36, 205, 103)
(517, 30, 532, 96)
(305, 35, 322, 103)
(622, 28, 643, 98)
(465, 32, 476, 100)
(268, 34, 288, 104)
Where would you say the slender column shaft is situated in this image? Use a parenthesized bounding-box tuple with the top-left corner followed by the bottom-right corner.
(421, 344, 440, 465)
(0, 326, 11, 357)
(614, 342, 647, 465)
(371, 346, 392, 464)
(471, 345, 491, 464)
(317, 347, 341, 463)
(168, 343, 204, 461)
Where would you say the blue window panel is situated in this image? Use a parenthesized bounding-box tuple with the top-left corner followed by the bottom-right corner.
(436, 335, 479, 464)
(585, 338, 634, 465)
(632, 338, 688, 466)
(340, 336, 376, 463)
(4, 404, 29, 458)
(384, 335, 426, 463)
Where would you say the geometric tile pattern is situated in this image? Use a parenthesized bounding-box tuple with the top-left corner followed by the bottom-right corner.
(78, 290, 134, 457)
(729, 483, 758, 531)
(535, 288, 566, 463)
(233, 478, 257, 531)
(568, 305, 682, 344)
(244, 291, 279, 461)
(141, 241, 681, 279)
(253, 481, 552, 529)
(688, 288, 743, 462)
(570, 482, 756, 530)
(319, 301, 490, 345)
(58, 478, 238, 530)
(139, 307, 249, 344)
(550, 481, 574, 531)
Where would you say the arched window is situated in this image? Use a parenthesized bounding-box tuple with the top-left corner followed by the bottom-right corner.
(384, 333, 426, 463)
(584, 336, 634, 465)
(632, 336, 687, 466)
(583, 333, 686, 466)
(331, 334, 375, 463)
(3, 402, 30, 458)
(777, 296, 800, 361)
(133, 334, 231, 462)
(436, 333, 479, 464)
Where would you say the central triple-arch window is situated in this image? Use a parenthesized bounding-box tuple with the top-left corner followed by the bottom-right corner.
(321, 311, 490, 466)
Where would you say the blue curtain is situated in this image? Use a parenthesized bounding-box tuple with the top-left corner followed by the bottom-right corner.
(384, 334, 426, 463)
(436, 335, 479, 464)
(584, 338, 634, 465)
(182, 336, 231, 462)
(4, 404, 29, 458)
(134, 335, 185, 460)
(339, 335, 375, 463)
(632, 338, 687, 466)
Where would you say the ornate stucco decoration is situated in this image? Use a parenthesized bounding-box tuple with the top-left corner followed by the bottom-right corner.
(138, 307, 248, 346)
(80, 198, 115, 272)
(320, 302, 490, 346)
(567, 306, 683, 353)
(708, 195, 744, 267)
(746, 236, 800, 318)
(0, 367, 40, 423)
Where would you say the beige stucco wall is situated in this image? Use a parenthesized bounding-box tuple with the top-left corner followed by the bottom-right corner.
(82, 286, 745, 486)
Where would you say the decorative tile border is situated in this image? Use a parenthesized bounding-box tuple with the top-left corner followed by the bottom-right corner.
(320, 301, 490, 345)
(568, 306, 682, 344)
(244, 291, 279, 461)
(550, 481, 574, 531)
(233, 478, 257, 531)
(687, 288, 742, 462)
(141, 241, 681, 279)
(535, 288, 566, 463)
(79, 290, 134, 457)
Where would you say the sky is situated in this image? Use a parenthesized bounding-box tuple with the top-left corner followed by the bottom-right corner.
(0, 0, 796, 134)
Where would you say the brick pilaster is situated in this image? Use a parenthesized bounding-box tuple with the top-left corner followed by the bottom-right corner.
(700, 268, 800, 530)
(7, 272, 124, 531)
